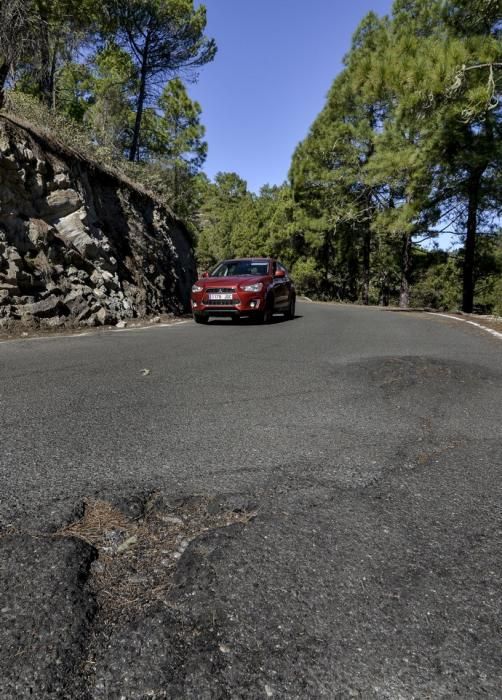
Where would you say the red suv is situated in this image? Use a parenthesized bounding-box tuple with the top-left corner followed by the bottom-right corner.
(191, 258, 296, 324)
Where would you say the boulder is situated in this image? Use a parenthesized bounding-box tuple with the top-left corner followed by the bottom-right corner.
(0, 281, 19, 295)
(64, 289, 96, 319)
(1, 258, 22, 288)
(69, 271, 90, 286)
(96, 307, 116, 325)
(16, 270, 38, 293)
(96, 255, 118, 273)
(54, 172, 70, 188)
(23, 295, 68, 319)
(43, 189, 82, 218)
(27, 219, 53, 247)
(53, 209, 99, 259)
(39, 315, 68, 328)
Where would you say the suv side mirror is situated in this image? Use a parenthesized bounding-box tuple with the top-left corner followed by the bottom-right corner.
(274, 269, 286, 278)
(202, 271, 209, 278)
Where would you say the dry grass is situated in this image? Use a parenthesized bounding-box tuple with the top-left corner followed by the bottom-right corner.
(2, 93, 178, 218)
(56, 499, 131, 548)
(55, 495, 256, 616)
(462, 314, 502, 334)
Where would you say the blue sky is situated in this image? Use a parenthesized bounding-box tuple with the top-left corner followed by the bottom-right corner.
(191, 0, 393, 193)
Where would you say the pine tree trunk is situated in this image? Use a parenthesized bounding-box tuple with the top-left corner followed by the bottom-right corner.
(50, 42, 59, 111)
(0, 62, 9, 108)
(129, 36, 150, 163)
(462, 172, 481, 313)
(399, 233, 412, 309)
(362, 228, 370, 305)
(174, 162, 179, 203)
(378, 271, 390, 306)
(37, 8, 52, 107)
(361, 122, 375, 307)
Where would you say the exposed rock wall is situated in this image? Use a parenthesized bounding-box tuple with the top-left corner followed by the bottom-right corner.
(0, 115, 196, 329)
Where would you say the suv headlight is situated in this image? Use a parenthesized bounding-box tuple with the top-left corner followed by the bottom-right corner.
(192, 284, 204, 293)
(240, 282, 263, 292)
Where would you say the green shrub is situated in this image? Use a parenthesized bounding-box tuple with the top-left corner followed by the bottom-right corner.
(292, 258, 324, 296)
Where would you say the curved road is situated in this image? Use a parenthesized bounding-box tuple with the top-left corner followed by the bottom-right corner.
(1, 303, 501, 698)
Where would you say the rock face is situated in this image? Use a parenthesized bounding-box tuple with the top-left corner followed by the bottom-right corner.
(0, 115, 196, 329)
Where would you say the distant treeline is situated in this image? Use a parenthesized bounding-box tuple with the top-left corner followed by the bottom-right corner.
(0, 0, 501, 314)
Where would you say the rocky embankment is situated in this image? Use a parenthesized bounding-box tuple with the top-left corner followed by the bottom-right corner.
(0, 114, 195, 329)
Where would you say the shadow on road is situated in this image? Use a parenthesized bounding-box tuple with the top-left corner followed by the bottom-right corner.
(205, 314, 303, 326)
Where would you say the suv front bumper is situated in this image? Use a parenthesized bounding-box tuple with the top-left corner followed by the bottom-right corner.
(191, 295, 263, 317)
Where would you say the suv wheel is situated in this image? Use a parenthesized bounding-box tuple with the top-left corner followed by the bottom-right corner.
(257, 306, 273, 324)
(286, 297, 296, 320)
(194, 314, 209, 324)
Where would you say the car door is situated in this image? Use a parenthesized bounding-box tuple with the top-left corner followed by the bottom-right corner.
(272, 261, 289, 310)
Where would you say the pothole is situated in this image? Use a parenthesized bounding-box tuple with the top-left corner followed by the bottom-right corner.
(52, 492, 258, 697)
(55, 492, 257, 617)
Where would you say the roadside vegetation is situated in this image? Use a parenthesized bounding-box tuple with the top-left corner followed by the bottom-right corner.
(0, 0, 501, 313)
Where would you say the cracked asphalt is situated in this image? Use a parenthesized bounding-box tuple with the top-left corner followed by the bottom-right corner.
(1, 302, 501, 698)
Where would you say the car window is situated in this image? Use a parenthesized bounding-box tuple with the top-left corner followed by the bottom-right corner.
(211, 261, 269, 277)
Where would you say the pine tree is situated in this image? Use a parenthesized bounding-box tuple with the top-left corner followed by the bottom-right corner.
(155, 80, 206, 170)
(85, 44, 138, 150)
(102, 0, 216, 162)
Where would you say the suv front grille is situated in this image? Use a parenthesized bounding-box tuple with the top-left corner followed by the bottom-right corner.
(205, 287, 235, 294)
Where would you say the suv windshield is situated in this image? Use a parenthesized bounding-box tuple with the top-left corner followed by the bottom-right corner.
(211, 260, 270, 277)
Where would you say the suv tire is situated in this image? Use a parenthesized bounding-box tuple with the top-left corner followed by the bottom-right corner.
(286, 297, 296, 320)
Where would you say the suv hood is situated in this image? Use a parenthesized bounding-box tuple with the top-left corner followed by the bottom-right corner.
(199, 275, 268, 287)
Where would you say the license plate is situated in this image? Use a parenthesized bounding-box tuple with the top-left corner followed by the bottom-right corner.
(209, 293, 233, 300)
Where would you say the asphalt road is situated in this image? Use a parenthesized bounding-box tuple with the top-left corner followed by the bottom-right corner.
(1, 302, 501, 698)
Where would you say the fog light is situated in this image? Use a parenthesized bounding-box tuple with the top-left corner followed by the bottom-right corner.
(192, 300, 197, 308)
